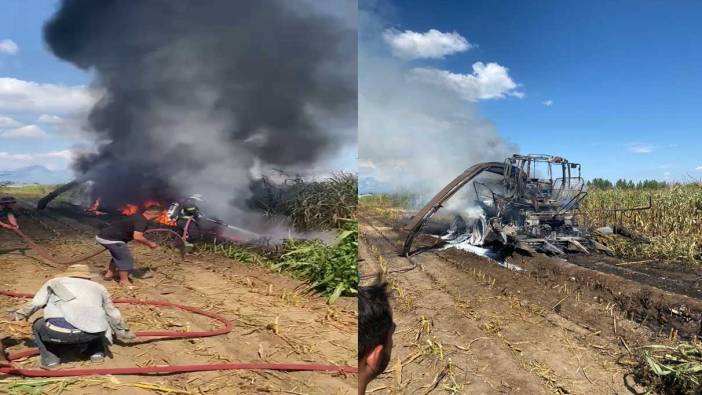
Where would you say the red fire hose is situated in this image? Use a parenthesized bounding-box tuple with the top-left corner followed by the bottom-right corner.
(11, 229, 88, 268)
(0, 290, 357, 377)
(11, 228, 185, 267)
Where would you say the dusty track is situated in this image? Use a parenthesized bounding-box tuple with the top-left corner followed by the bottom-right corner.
(0, 201, 356, 394)
(356, 209, 702, 394)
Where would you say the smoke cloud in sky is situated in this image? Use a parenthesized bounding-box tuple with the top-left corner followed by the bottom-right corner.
(359, 1, 518, 202)
(43, 0, 357, 230)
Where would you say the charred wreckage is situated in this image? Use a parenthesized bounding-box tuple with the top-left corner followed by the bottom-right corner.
(35, 178, 261, 244)
(403, 154, 650, 260)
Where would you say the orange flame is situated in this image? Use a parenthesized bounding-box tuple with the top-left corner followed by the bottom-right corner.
(119, 201, 175, 226)
(155, 211, 176, 226)
(120, 204, 139, 216)
(88, 198, 101, 211)
(85, 198, 107, 216)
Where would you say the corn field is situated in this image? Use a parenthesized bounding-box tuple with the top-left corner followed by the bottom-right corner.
(200, 223, 359, 303)
(636, 341, 702, 394)
(276, 223, 358, 302)
(578, 184, 702, 263)
(249, 172, 357, 231)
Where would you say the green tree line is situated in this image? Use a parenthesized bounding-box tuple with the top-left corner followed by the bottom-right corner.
(587, 178, 668, 190)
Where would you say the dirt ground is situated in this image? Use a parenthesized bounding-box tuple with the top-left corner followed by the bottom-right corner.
(0, 200, 357, 394)
(358, 208, 702, 394)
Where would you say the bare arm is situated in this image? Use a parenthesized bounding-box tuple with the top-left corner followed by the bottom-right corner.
(6, 213, 17, 228)
(132, 231, 157, 248)
(0, 213, 18, 229)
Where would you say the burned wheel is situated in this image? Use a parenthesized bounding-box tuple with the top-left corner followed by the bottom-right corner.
(144, 228, 186, 257)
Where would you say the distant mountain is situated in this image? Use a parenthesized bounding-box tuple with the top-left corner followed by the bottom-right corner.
(0, 165, 72, 185)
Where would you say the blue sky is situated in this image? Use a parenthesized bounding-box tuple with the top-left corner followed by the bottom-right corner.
(0, 0, 93, 173)
(365, 0, 702, 182)
(0, 1, 87, 85)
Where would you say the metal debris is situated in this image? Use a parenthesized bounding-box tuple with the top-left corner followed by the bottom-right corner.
(404, 154, 627, 259)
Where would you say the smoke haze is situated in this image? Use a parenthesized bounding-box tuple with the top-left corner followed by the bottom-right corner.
(44, 0, 357, 231)
(358, 2, 516, 203)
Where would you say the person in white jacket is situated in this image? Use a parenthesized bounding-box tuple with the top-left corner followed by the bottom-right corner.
(13, 264, 135, 369)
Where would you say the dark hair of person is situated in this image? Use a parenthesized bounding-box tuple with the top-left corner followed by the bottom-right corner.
(0, 196, 17, 205)
(358, 279, 393, 359)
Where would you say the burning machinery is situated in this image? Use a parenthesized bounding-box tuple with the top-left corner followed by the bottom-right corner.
(37, 180, 260, 242)
(403, 154, 614, 257)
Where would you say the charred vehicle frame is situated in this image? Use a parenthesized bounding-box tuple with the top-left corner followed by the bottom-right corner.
(403, 154, 616, 257)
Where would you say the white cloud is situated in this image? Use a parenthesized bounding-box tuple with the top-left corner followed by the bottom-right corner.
(0, 149, 75, 170)
(695, 166, 702, 171)
(383, 29, 473, 60)
(1, 124, 48, 139)
(38, 114, 65, 124)
(45, 150, 75, 160)
(0, 39, 18, 55)
(543, 100, 553, 107)
(35, 113, 89, 138)
(0, 115, 22, 128)
(410, 62, 523, 101)
(358, 159, 376, 170)
(0, 114, 88, 141)
(0, 78, 96, 114)
(48, 115, 90, 138)
(626, 143, 654, 154)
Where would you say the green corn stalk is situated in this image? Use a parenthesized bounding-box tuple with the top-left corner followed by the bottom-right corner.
(579, 184, 702, 263)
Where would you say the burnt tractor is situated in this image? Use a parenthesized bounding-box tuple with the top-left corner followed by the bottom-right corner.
(403, 154, 622, 257)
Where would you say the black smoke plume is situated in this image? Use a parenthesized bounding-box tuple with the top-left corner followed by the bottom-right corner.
(44, 0, 357, 221)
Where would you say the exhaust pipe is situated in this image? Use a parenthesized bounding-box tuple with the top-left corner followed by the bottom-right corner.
(37, 177, 89, 210)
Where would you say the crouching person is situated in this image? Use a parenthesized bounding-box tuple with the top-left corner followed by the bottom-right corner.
(13, 264, 136, 369)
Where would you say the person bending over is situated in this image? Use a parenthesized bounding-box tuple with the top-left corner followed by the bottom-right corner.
(12, 264, 135, 369)
(358, 280, 395, 394)
(96, 205, 161, 287)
